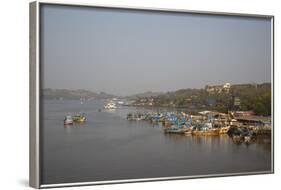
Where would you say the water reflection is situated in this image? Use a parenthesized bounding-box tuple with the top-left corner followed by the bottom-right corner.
(63, 123, 86, 134)
(164, 131, 271, 146)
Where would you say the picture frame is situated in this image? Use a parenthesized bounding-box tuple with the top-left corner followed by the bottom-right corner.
(30, 1, 274, 188)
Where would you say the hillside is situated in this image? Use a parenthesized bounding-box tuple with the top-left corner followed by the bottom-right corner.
(133, 83, 271, 116)
(42, 88, 116, 100)
(125, 91, 164, 99)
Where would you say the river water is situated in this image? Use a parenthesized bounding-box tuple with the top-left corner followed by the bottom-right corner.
(41, 99, 272, 185)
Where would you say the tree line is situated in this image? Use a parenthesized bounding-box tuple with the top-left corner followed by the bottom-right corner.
(135, 83, 271, 116)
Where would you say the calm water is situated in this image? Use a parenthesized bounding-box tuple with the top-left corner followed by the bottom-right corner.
(41, 100, 272, 184)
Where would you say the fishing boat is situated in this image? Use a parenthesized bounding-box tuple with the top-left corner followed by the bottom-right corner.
(104, 101, 117, 109)
(228, 126, 255, 143)
(127, 113, 134, 121)
(191, 122, 219, 136)
(64, 115, 73, 125)
(163, 125, 189, 134)
(73, 113, 86, 123)
(184, 127, 194, 135)
(219, 126, 230, 134)
(192, 128, 220, 136)
(151, 114, 163, 123)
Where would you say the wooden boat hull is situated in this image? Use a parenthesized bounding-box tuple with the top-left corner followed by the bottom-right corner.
(192, 128, 220, 136)
(184, 130, 193, 135)
(164, 127, 189, 134)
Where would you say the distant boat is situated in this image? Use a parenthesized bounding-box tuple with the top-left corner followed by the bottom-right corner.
(117, 101, 124, 105)
(80, 97, 84, 104)
(104, 101, 117, 109)
(73, 113, 86, 123)
(64, 115, 73, 125)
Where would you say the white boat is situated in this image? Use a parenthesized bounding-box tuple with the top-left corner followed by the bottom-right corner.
(104, 101, 117, 109)
(117, 101, 124, 105)
(64, 115, 73, 125)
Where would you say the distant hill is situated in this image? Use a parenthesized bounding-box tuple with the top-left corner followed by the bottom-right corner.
(42, 88, 117, 100)
(125, 91, 164, 99)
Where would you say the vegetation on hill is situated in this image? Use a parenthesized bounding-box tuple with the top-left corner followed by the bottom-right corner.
(134, 83, 271, 116)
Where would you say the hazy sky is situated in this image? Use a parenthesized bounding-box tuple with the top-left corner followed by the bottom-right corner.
(41, 4, 272, 96)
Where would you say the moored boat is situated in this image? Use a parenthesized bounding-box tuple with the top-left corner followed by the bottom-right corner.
(64, 115, 73, 125)
(163, 125, 189, 134)
(73, 112, 86, 123)
(184, 127, 194, 135)
(192, 128, 220, 136)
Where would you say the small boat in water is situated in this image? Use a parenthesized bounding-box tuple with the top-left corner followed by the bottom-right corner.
(64, 115, 73, 125)
(73, 113, 86, 123)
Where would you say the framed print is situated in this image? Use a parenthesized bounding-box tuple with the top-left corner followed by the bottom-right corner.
(30, 1, 274, 188)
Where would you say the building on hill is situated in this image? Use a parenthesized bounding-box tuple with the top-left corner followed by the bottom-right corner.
(205, 82, 231, 94)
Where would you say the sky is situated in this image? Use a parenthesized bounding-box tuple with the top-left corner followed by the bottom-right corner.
(41, 4, 272, 96)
